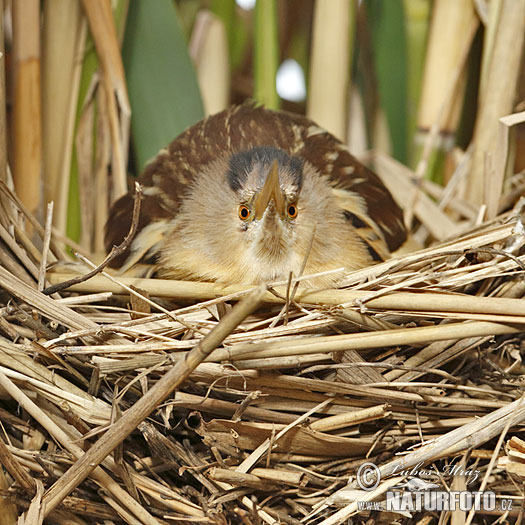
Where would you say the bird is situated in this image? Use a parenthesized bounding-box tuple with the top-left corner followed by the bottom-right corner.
(105, 102, 406, 287)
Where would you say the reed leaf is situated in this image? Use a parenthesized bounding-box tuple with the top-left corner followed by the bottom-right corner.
(122, 0, 204, 172)
(366, 0, 408, 164)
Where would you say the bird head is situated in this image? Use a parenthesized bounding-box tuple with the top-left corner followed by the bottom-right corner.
(158, 145, 358, 284)
(227, 146, 303, 263)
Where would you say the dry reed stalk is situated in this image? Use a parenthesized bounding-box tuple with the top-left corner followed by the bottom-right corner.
(416, 0, 476, 135)
(384, 335, 485, 383)
(45, 268, 525, 319)
(0, 222, 41, 280)
(41, 0, 86, 233)
(0, 364, 110, 425)
(251, 467, 306, 486)
(11, 0, 41, 217)
(307, 0, 353, 140)
(167, 390, 299, 424)
(467, 0, 525, 206)
(80, 0, 130, 200)
(0, 182, 43, 242)
(189, 11, 230, 116)
(207, 352, 331, 371)
(221, 372, 507, 409)
(128, 473, 203, 516)
(76, 95, 96, 251)
(18, 481, 44, 525)
(37, 202, 53, 291)
(208, 321, 523, 362)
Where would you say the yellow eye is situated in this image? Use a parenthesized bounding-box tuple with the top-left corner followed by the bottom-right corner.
(287, 204, 298, 219)
(238, 205, 251, 220)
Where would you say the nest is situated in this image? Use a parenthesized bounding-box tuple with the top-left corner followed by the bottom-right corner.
(1, 169, 525, 525)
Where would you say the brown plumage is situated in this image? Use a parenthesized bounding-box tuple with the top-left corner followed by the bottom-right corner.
(105, 103, 406, 287)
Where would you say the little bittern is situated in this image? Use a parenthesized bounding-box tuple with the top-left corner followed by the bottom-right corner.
(105, 103, 406, 286)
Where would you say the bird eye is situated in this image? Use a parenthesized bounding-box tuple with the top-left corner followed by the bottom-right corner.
(238, 205, 251, 220)
(287, 204, 298, 219)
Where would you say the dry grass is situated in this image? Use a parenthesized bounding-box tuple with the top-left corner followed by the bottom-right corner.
(1, 151, 525, 524)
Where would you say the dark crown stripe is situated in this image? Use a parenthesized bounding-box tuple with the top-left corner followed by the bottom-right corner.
(227, 146, 304, 192)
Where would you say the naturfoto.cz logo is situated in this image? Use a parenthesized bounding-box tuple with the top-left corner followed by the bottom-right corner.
(355, 462, 513, 513)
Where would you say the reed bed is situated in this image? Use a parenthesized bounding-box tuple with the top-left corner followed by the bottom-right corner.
(1, 162, 525, 525)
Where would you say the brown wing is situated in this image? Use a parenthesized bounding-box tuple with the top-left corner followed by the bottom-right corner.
(105, 102, 406, 267)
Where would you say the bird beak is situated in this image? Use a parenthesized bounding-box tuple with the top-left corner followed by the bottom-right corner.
(253, 160, 285, 219)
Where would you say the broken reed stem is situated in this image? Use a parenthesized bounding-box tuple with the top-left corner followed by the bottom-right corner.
(41, 286, 265, 517)
(0, 180, 63, 261)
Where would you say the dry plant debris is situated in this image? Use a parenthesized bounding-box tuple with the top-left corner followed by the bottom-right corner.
(1, 175, 525, 524)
